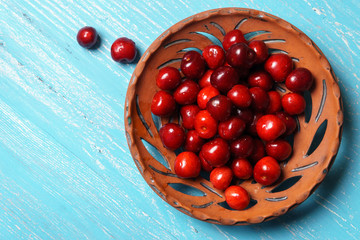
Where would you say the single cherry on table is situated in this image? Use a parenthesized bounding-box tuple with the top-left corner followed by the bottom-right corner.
(77, 26, 98, 48)
(111, 37, 137, 63)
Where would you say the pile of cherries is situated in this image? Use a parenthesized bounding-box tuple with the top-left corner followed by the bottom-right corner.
(151, 29, 313, 210)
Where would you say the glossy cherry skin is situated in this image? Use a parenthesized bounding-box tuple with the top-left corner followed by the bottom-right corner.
(276, 112, 297, 136)
(197, 86, 220, 109)
(180, 51, 206, 79)
(222, 29, 247, 51)
(174, 152, 201, 178)
(202, 45, 226, 69)
(206, 95, 233, 121)
(247, 112, 262, 136)
(173, 80, 200, 105)
(194, 110, 218, 139)
(111, 37, 137, 63)
(199, 69, 213, 88)
(159, 123, 185, 150)
(253, 156, 281, 186)
(199, 151, 214, 172)
(210, 66, 239, 93)
(235, 108, 254, 126)
(285, 68, 313, 92)
(225, 185, 250, 210)
(231, 158, 253, 179)
(226, 43, 256, 69)
(151, 91, 176, 117)
(281, 92, 306, 115)
(248, 40, 269, 64)
(180, 105, 200, 130)
(210, 166, 233, 190)
(218, 117, 246, 141)
(156, 66, 181, 90)
(264, 54, 293, 82)
(230, 135, 254, 158)
(77, 26, 98, 48)
(247, 70, 273, 91)
(227, 84, 252, 109)
(250, 139, 266, 163)
(184, 130, 205, 153)
(266, 91, 282, 114)
(200, 138, 230, 167)
(266, 139, 292, 161)
(249, 87, 270, 112)
(256, 114, 286, 141)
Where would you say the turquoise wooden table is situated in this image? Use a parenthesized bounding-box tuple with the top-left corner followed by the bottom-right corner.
(1, 0, 359, 239)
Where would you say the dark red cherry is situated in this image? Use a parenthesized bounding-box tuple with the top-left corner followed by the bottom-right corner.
(199, 151, 214, 172)
(250, 139, 266, 163)
(156, 66, 181, 90)
(264, 53, 293, 82)
(247, 112, 262, 136)
(199, 69, 213, 88)
(218, 117, 246, 141)
(249, 87, 270, 112)
(230, 135, 254, 158)
(281, 92, 306, 115)
(202, 45, 226, 69)
(227, 84, 252, 108)
(77, 26, 98, 48)
(111, 37, 137, 63)
(173, 80, 200, 105)
(180, 105, 200, 130)
(159, 123, 185, 150)
(247, 70, 273, 91)
(285, 68, 313, 92)
(206, 95, 233, 121)
(222, 29, 247, 51)
(210, 66, 239, 93)
(231, 158, 253, 179)
(253, 156, 281, 186)
(151, 91, 176, 117)
(235, 108, 254, 126)
(248, 40, 269, 64)
(276, 112, 297, 136)
(184, 130, 205, 153)
(256, 114, 286, 141)
(180, 51, 206, 79)
(265, 139, 292, 161)
(200, 138, 230, 167)
(226, 43, 256, 69)
(197, 86, 220, 109)
(266, 91, 282, 114)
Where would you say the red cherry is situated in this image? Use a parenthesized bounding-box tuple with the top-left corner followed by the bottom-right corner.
(180, 105, 200, 130)
(256, 114, 286, 141)
(173, 80, 200, 105)
(156, 66, 181, 90)
(222, 29, 247, 51)
(199, 69, 213, 88)
(197, 86, 220, 109)
(151, 91, 176, 117)
(184, 130, 205, 153)
(266, 91, 282, 114)
(199, 151, 214, 172)
(180, 51, 206, 79)
(266, 139, 292, 161)
(231, 158, 253, 179)
(250, 139, 266, 163)
(285, 68, 313, 92)
(218, 117, 246, 141)
(194, 110, 218, 139)
(200, 138, 230, 167)
(281, 92, 306, 115)
(230, 135, 254, 158)
(249, 87, 270, 112)
(206, 95, 233, 121)
(235, 108, 254, 126)
(174, 152, 201, 178)
(264, 53, 293, 82)
(225, 185, 250, 210)
(253, 156, 281, 186)
(247, 70, 273, 91)
(226, 43, 256, 69)
(159, 123, 185, 150)
(111, 37, 137, 63)
(210, 66, 239, 93)
(77, 26, 98, 48)
(202, 45, 226, 69)
(227, 84, 252, 108)
(247, 112, 262, 136)
(248, 40, 269, 64)
(276, 112, 297, 136)
(210, 166, 233, 190)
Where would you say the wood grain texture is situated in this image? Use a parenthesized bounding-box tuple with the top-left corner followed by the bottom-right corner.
(0, 0, 359, 239)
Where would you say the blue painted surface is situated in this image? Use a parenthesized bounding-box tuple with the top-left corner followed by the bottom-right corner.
(0, 0, 359, 239)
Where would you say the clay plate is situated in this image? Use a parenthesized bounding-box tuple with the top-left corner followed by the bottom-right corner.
(124, 8, 343, 225)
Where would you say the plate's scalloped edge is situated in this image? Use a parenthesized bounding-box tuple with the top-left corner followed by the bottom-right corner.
(124, 8, 344, 225)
